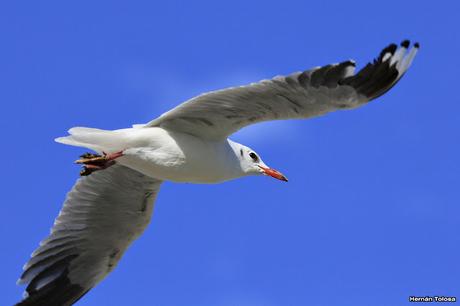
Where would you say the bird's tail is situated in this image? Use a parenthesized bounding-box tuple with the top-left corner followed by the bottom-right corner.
(55, 127, 125, 153)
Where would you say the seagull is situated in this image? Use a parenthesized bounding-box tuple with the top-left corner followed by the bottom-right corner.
(16, 41, 419, 306)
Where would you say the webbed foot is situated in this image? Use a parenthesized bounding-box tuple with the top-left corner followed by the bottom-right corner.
(75, 151, 123, 176)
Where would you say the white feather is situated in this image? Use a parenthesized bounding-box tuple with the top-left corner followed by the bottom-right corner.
(399, 45, 419, 74)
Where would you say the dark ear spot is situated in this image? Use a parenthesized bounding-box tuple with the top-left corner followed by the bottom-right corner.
(240, 149, 243, 157)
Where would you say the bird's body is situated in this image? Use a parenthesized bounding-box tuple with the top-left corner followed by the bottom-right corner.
(58, 126, 250, 183)
(15, 41, 419, 306)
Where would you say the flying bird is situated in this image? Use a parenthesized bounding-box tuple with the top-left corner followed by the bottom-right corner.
(16, 41, 419, 306)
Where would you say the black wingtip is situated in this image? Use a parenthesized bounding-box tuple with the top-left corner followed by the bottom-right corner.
(414, 42, 420, 48)
(378, 43, 397, 61)
(15, 255, 90, 306)
(344, 60, 356, 67)
(339, 40, 419, 101)
(388, 43, 398, 54)
(400, 40, 410, 48)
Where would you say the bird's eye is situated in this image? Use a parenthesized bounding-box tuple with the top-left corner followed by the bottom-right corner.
(249, 152, 259, 162)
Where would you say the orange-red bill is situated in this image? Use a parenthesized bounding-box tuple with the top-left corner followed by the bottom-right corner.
(259, 166, 288, 182)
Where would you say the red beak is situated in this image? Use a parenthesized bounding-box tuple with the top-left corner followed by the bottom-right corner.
(259, 166, 288, 182)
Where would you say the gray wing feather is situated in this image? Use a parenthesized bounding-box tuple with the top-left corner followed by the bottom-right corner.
(146, 41, 419, 140)
(16, 164, 162, 306)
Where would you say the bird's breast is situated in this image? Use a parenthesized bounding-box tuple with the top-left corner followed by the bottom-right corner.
(116, 129, 241, 183)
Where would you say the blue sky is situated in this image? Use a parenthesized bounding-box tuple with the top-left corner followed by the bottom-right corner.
(1, 1, 459, 305)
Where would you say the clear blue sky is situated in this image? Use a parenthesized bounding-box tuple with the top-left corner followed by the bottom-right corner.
(1, 1, 459, 305)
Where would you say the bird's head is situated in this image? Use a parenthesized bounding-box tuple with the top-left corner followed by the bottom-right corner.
(234, 143, 288, 182)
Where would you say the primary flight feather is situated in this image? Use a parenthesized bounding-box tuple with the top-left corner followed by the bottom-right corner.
(16, 41, 419, 306)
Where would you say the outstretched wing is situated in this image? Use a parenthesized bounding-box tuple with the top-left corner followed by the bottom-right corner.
(146, 41, 419, 140)
(16, 164, 162, 306)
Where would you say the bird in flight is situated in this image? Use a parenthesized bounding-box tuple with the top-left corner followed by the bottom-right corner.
(16, 41, 419, 306)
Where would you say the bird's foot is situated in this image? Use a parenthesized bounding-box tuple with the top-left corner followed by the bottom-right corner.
(75, 151, 124, 176)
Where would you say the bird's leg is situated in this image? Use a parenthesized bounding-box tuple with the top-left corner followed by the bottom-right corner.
(75, 151, 124, 176)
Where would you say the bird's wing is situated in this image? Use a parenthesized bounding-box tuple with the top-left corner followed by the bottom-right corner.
(146, 41, 419, 140)
(16, 164, 162, 306)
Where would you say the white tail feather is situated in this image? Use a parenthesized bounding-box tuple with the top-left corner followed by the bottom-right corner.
(55, 127, 126, 153)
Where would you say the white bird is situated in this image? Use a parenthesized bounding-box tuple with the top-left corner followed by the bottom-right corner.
(16, 41, 419, 306)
